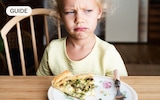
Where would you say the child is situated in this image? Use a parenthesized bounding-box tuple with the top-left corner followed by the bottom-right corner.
(36, 0, 128, 76)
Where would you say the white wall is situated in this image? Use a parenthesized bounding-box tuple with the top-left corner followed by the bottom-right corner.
(105, 0, 139, 42)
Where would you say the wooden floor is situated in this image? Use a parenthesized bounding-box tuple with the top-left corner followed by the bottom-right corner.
(114, 43, 160, 76)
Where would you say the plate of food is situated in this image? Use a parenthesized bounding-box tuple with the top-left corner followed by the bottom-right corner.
(48, 70, 138, 100)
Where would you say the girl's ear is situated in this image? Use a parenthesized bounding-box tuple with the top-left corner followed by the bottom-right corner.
(97, 7, 103, 19)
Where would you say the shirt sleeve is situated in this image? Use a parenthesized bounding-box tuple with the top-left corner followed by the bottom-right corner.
(105, 45, 128, 76)
(36, 48, 53, 76)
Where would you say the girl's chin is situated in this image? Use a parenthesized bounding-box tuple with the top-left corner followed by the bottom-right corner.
(69, 31, 93, 39)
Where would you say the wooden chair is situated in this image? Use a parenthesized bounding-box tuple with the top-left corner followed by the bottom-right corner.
(0, 8, 61, 76)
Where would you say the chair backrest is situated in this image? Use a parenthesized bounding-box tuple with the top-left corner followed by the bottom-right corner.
(0, 8, 61, 76)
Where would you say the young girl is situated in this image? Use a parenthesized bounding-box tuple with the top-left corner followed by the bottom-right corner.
(36, 0, 128, 76)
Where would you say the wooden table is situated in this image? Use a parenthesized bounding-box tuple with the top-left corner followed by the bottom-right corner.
(0, 76, 160, 100)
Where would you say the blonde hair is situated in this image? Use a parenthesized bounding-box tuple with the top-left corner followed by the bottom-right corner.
(49, 0, 115, 20)
(96, 0, 115, 18)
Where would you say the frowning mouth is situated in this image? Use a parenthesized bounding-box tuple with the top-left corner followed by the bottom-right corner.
(74, 27, 87, 32)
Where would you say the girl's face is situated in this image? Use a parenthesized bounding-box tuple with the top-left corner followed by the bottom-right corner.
(59, 0, 102, 40)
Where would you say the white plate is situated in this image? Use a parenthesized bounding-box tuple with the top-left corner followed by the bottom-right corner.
(48, 75, 138, 100)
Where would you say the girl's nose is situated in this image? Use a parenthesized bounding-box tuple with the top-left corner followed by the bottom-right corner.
(75, 11, 84, 24)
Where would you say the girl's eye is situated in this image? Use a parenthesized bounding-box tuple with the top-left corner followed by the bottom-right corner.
(86, 10, 93, 13)
(64, 11, 75, 15)
(84, 9, 93, 14)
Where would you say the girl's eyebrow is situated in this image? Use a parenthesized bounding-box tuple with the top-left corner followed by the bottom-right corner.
(63, 7, 75, 10)
(63, 7, 94, 10)
(62, 4, 96, 11)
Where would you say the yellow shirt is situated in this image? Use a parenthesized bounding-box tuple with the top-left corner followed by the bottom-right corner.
(36, 36, 128, 76)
